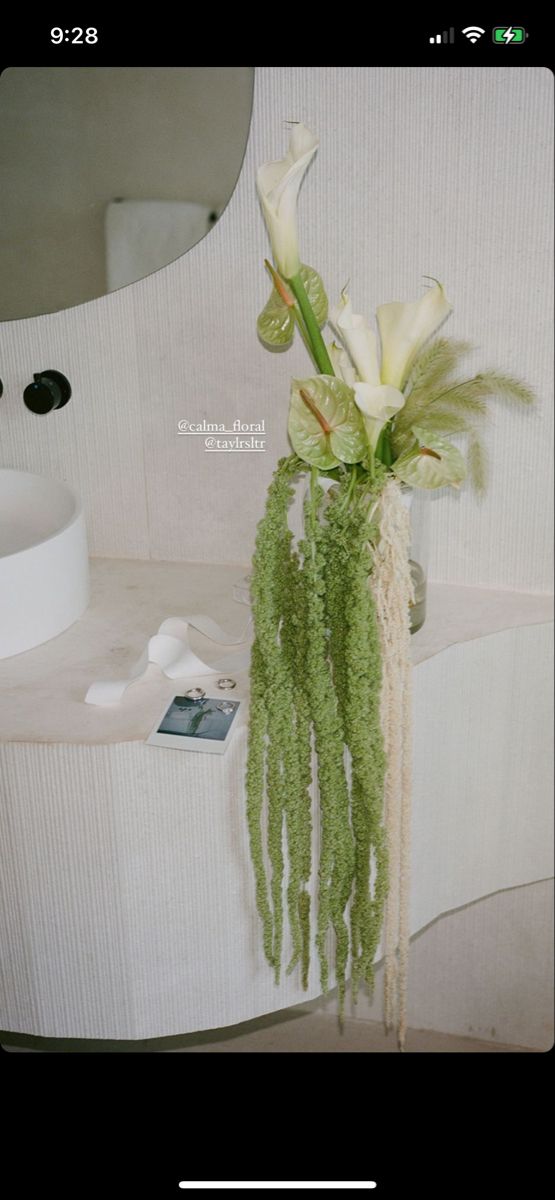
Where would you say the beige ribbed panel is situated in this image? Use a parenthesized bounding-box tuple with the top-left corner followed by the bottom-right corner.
(307, 879, 554, 1051)
(0, 68, 552, 587)
(403, 878, 554, 1050)
(0, 622, 551, 1040)
(409, 623, 553, 929)
(0, 730, 322, 1040)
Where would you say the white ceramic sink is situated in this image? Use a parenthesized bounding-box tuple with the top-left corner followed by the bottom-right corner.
(0, 469, 89, 659)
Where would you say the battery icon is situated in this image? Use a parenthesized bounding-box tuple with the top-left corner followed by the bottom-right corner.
(493, 26, 526, 43)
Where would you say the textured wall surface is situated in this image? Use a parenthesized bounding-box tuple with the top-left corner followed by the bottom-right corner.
(0, 67, 552, 588)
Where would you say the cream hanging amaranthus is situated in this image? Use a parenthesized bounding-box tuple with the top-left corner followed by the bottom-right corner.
(246, 122, 535, 1050)
(368, 479, 414, 1050)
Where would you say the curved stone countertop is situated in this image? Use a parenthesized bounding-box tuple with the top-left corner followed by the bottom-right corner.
(0, 556, 552, 744)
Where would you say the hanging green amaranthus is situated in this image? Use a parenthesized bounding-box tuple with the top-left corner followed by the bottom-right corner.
(246, 456, 389, 1012)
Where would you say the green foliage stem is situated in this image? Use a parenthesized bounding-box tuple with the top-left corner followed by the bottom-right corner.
(288, 272, 335, 376)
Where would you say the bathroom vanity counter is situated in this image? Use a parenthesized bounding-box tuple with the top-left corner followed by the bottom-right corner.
(0, 558, 253, 744)
(0, 557, 552, 1041)
(0, 555, 551, 744)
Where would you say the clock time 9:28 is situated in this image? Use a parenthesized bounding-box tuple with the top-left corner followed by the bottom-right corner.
(50, 28, 98, 43)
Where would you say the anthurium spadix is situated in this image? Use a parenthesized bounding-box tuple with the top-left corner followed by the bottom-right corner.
(256, 123, 318, 280)
(377, 280, 452, 390)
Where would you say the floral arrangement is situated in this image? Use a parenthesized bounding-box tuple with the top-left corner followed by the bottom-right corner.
(245, 122, 533, 1048)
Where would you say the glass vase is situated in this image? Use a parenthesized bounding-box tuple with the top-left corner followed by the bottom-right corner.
(237, 477, 429, 635)
(401, 485, 429, 634)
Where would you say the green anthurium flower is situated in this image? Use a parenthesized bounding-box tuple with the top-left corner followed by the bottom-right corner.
(288, 375, 367, 469)
(299, 263, 328, 327)
(256, 123, 318, 280)
(391, 425, 467, 489)
(377, 280, 452, 390)
(257, 263, 328, 349)
(257, 287, 295, 348)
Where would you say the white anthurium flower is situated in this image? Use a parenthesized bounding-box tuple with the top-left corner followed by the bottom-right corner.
(330, 290, 381, 385)
(256, 123, 319, 280)
(353, 382, 406, 451)
(328, 340, 358, 387)
(377, 280, 452, 390)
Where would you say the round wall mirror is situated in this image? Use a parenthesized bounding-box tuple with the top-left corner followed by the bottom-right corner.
(0, 66, 254, 321)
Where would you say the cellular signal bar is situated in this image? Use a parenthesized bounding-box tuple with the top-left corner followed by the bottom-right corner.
(429, 28, 455, 43)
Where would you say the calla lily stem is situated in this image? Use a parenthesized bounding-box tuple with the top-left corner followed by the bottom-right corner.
(340, 464, 358, 512)
(288, 271, 335, 376)
(292, 307, 318, 367)
(375, 424, 393, 467)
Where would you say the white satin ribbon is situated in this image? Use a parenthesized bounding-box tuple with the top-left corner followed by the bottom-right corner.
(84, 613, 252, 706)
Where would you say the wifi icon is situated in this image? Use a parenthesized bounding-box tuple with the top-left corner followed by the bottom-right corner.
(462, 25, 485, 42)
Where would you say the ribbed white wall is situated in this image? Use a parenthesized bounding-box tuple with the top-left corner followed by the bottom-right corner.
(0, 67, 552, 589)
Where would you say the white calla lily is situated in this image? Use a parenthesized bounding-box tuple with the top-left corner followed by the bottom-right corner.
(377, 280, 452, 389)
(353, 382, 406, 420)
(353, 382, 406, 450)
(330, 290, 380, 385)
(328, 340, 358, 386)
(256, 123, 318, 280)
(330, 288, 410, 452)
